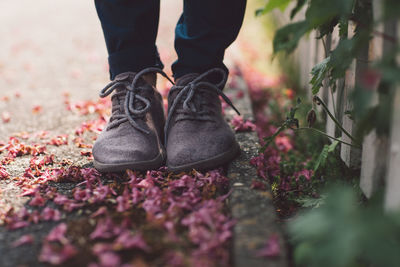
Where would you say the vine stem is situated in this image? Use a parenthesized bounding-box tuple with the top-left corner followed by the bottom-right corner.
(321, 36, 328, 58)
(329, 85, 338, 119)
(294, 127, 360, 148)
(313, 96, 359, 144)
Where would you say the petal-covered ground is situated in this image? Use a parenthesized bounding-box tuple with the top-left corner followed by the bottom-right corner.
(0, 0, 295, 266)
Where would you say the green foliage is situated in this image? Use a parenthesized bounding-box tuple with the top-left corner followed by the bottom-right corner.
(265, 0, 358, 56)
(255, 3, 400, 265)
(305, 0, 354, 28)
(255, 0, 292, 16)
(273, 21, 309, 54)
(329, 38, 356, 78)
(290, 0, 307, 19)
(310, 57, 330, 95)
(313, 140, 338, 172)
(296, 194, 326, 208)
(377, 47, 400, 84)
(267, 117, 358, 214)
(260, 98, 301, 152)
(289, 185, 400, 267)
(263, 0, 379, 146)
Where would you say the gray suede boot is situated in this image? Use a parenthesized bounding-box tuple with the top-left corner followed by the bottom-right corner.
(93, 68, 173, 172)
(165, 68, 240, 172)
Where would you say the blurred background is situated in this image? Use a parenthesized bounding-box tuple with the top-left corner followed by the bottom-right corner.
(0, 0, 282, 140)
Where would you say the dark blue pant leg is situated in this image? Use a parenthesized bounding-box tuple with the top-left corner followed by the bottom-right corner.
(95, 0, 163, 80)
(172, 0, 247, 79)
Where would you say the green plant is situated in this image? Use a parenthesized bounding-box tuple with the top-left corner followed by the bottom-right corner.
(257, 0, 399, 151)
(289, 185, 400, 267)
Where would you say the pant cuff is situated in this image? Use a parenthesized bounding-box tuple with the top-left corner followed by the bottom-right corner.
(172, 64, 229, 81)
(108, 44, 164, 80)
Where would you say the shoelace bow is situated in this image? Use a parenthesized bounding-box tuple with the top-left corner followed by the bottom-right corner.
(100, 67, 174, 134)
(164, 68, 240, 144)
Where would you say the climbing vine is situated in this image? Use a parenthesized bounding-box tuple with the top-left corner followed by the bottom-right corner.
(257, 0, 400, 150)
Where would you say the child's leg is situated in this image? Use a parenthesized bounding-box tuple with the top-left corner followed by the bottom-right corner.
(172, 0, 247, 79)
(93, 0, 169, 172)
(95, 0, 163, 80)
(165, 1, 247, 171)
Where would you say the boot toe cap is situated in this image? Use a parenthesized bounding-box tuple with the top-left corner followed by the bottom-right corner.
(166, 129, 238, 170)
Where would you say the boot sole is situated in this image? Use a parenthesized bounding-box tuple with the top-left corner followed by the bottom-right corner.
(93, 151, 166, 173)
(167, 142, 240, 172)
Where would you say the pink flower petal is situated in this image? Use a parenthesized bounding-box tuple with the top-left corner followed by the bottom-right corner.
(256, 234, 281, 258)
(39, 242, 77, 265)
(98, 252, 121, 267)
(46, 223, 68, 244)
(114, 231, 151, 252)
(29, 192, 46, 207)
(41, 207, 61, 221)
(12, 234, 34, 247)
(230, 115, 256, 132)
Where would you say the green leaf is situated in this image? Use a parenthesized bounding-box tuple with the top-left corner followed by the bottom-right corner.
(313, 141, 338, 172)
(317, 18, 338, 38)
(328, 38, 355, 79)
(327, 140, 339, 152)
(296, 195, 327, 208)
(289, 185, 400, 267)
(313, 146, 329, 172)
(273, 20, 309, 54)
(305, 0, 355, 28)
(290, 0, 307, 19)
(310, 57, 330, 95)
(338, 17, 348, 38)
(255, 8, 264, 17)
(256, 0, 292, 16)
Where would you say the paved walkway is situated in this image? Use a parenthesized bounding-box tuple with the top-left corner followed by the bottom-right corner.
(0, 1, 286, 266)
(0, 0, 181, 211)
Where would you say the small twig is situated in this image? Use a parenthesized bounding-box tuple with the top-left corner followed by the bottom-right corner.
(321, 36, 328, 58)
(295, 127, 360, 148)
(313, 96, 359, 144)
(260, 123, 287, 151)
(329, 85, 338, 119)
(372, 29, 398, 43)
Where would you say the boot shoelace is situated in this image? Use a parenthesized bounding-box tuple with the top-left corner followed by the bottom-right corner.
(164, 68, 240, 144)
(100, 67, 174, 134)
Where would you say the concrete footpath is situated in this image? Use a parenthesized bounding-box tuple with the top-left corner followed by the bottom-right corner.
(226, 77, 288, 267)
(0, 1, 287, 266)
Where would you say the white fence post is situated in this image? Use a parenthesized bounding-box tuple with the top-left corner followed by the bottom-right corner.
(360, 0, 387, 197)
(385, 84, 400, 210)
(339, 22, 363, 169)
(326, 27, 341, 138)
(384, 20, 400, 210)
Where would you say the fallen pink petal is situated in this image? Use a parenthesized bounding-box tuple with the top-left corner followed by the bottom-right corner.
(256, 234, 281, 258)
(11, 234, 34, 247)
(39, 242, 77, 265)
(45, 223, 68, 244)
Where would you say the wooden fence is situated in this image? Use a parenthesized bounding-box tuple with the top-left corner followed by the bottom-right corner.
(281, 0, 399, 211)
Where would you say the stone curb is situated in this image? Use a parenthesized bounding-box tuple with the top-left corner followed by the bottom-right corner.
(226, 77, 288, 267)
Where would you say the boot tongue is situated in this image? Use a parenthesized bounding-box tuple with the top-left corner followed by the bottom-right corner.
(114, 72, 152, 93)
(114, 72, 136, 82)
(168, 74, 199, 102)
(175, 73, 199, 86)
(112, 72, 153, 113)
